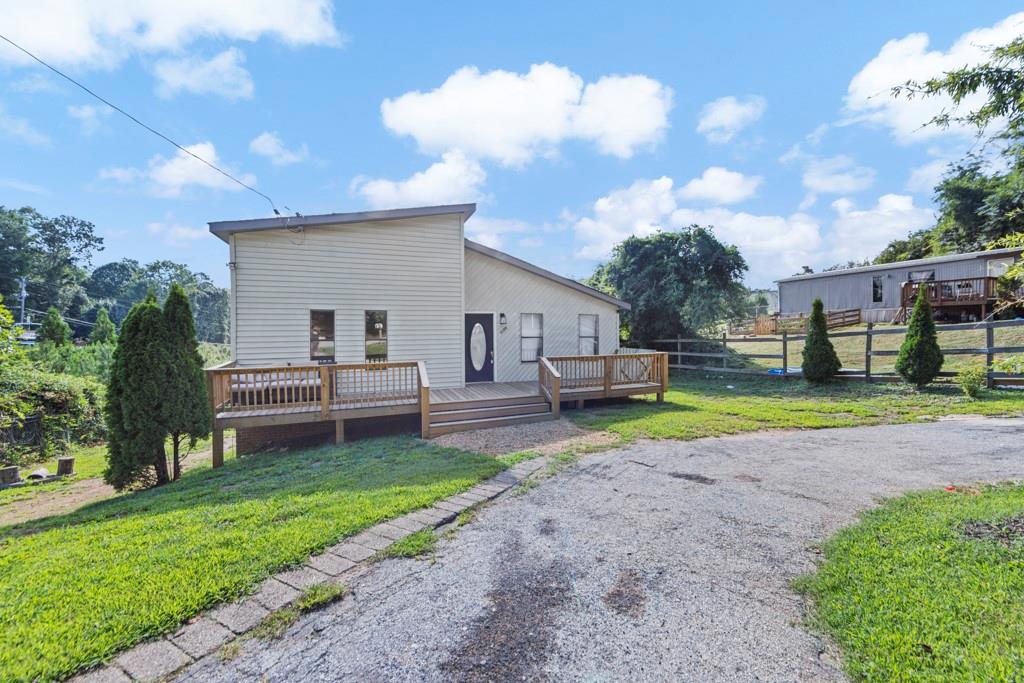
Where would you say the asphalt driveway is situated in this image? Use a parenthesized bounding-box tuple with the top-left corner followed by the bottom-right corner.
(176, 417, 1024, 682)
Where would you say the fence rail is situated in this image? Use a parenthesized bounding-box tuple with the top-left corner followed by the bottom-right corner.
(728, 308, 860, 336)
(650, 317, 1024, 387)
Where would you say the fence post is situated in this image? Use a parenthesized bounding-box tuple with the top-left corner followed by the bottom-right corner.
(781, 332, 788, 376)
(676, 339, 681, 368)
(865, 322, 873, 383)
(722, 332, 728, 369)
(985, 321, 995, 389)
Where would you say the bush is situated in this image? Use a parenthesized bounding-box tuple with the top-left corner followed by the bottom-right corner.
(29, 341, 115, 381)
(801, 299, 841, 382)
(0, 365, 105, 465)
(896, 287, 944, 388)
(89, 308, 116, 344)
(198, 342, 231, 368)
(957, 365, 988, 398)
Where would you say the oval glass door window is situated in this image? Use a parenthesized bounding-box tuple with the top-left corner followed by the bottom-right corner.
(470, 323, 487, 371)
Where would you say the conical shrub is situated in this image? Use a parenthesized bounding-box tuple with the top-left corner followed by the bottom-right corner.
(895, 286, 944, 389)
(801, 299, 841, 382)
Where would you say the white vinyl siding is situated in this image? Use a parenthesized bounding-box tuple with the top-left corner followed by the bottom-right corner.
(231, 215, 465, 388)
(464, 248, 621, 382)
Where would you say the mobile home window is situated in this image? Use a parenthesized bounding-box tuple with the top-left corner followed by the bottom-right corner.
(871, 276, 884, 303)
(364, 310, 388, 361)
(908, 270, 935, 282)
(579, 314, 599, 355)
(520, 313, 543, 362)
(310, 310, 335, 361)
(987, 257, 1014, 277)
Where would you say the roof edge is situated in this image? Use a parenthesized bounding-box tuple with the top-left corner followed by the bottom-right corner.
(208, 203, 477, 242)
(775, 246, 1024, 284)
(465, 239, 631, 311)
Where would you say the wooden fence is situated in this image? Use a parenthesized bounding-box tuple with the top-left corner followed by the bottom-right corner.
(651, 317, 1024, 387)
(728, 308, 860, 336)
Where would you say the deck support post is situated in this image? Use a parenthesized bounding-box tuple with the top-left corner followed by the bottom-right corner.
(576, 399, 585, 410)
(212, 426, 224, 469)
(418, 361, 431, 439)
(319, 366, 330, 418)
(335, 419, 345, 444)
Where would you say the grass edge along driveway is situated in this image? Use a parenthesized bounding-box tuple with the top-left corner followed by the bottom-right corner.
(0, 436, 503, 682)
(795, 483, 1024, 681)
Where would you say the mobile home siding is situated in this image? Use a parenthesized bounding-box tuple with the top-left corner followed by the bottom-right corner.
(779, 257, 997, 318)
(464, 248, 620, 382)
(231, 215, 465, 388)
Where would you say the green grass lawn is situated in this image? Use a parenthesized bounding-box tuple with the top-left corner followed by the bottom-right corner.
(727, 322, 1024, 375)
(795, 484, 1024, 681)
(0, 436, 502, 682)
(569, 372, 1024, 441)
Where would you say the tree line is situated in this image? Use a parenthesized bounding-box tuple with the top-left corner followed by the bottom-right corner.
(0, 206, 229, 343)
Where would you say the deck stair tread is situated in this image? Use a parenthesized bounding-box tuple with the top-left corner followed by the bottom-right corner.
(430, 401, 551, 423)
(429, 411, 555, 435)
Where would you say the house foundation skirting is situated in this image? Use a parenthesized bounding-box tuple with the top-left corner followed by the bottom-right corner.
(236, 422, 336, 455)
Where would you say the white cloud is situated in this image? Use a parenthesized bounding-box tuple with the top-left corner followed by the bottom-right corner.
(696, 95, 766, 143)
(154, 48, 254, 100)
(573, 177, 677, 259)
(0, 1, 341, 69)
(0, 178, 46, 194)
(9, 73, 64, 94)
(802, 155, 875, 194)
(829, 194, 935, 262)
(677, 166, 762, 204)
(351, 150, 486, 209)
(249, 131, 308, 165)
(906, 158, 949, 193)
(67, 103, 111, 135)
(380, 63, 672, 166)
(147, 222, 208, 247)
(101, 141, 256, 197)
(0, 103, 50, 146)
(465, 217, 532, 249)
(845, 12, 1024, 143)
(519, 236, 545, 248)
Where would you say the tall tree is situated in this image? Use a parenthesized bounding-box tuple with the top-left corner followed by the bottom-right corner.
(104, 297, 172, 489)
(162, 284, 210, 480)
(0, 294, 24, 368)
(593, 228, 748, 341)
(0, 207, 33, 304)
(89, 308, 116, 344)
(895, 287, 944, 389)
(36, 306, 71, 346)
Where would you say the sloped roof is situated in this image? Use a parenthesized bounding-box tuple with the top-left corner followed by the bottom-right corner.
(776, 246, 1024, 284)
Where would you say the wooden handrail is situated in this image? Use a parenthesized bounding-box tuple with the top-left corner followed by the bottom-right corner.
(537, 356, 561, 417)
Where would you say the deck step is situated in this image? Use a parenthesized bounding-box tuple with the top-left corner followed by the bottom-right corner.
(430, 393, 544, 411)
(429, 410, 555, 436)
(430, 401, 551, 424)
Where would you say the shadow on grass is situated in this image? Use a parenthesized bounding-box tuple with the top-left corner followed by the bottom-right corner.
(1, 436, 499, 539)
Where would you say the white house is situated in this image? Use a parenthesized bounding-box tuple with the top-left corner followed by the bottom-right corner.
(206, 204, 667, 455)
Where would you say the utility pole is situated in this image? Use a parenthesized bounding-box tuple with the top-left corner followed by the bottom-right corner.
(17, 277, 27, 325)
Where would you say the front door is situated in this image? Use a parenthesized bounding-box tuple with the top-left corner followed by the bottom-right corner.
(464, 313, 494, 382)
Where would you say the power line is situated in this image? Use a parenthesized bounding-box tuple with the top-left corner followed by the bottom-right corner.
(0, 32, 281, 215)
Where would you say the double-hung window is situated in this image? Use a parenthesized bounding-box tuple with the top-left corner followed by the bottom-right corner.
(364, 310, 388, 361)
(520, 313, 543, 362)
(871, 276, 884, 303)
(310, 310, 335, 362)
(579, 314, 599, 355)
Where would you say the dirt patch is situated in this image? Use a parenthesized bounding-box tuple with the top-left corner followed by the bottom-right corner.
(668, 472, 717, 485)
(431, 417, 619, 457)
(538, 517, 557, 536)
(440, 537, 572, 682)
(962, 515, 1024, 546)
(602, 569, 647, 618)
(734, 473, 762, 483)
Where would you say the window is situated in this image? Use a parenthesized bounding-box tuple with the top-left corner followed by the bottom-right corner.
(908, 270, 935, 282)
(988, 257, 1014, 277)
(871, 275, 884, 303)
(364, 310, 388, 361)
(520, 313, 543, 362)
(579, 314, 599, 355)
(310, 310, 335, 361)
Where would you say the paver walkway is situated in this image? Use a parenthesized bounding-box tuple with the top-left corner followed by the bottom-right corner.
(164, 417, 1024, 682)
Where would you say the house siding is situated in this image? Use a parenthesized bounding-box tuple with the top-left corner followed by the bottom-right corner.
(231, 214, 465, 388)
(779, 256, 1005, 320)
(463, 248, 621, 382)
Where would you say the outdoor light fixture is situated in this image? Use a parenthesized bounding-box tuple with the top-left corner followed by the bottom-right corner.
(499, 313, 507, 325)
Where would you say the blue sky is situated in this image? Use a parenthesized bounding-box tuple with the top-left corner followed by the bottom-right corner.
(1, 2, 1022, 288)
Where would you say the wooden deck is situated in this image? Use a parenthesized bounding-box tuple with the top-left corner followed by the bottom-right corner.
(204, 352, 669, 463)
(431, 381, 541, 405)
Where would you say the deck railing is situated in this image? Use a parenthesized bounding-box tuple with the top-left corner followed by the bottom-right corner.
(902, 277, 997, 308)
(206, 360, 425, 417)
(542, 352, 669, 399)
(537, 356, 561, 418)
